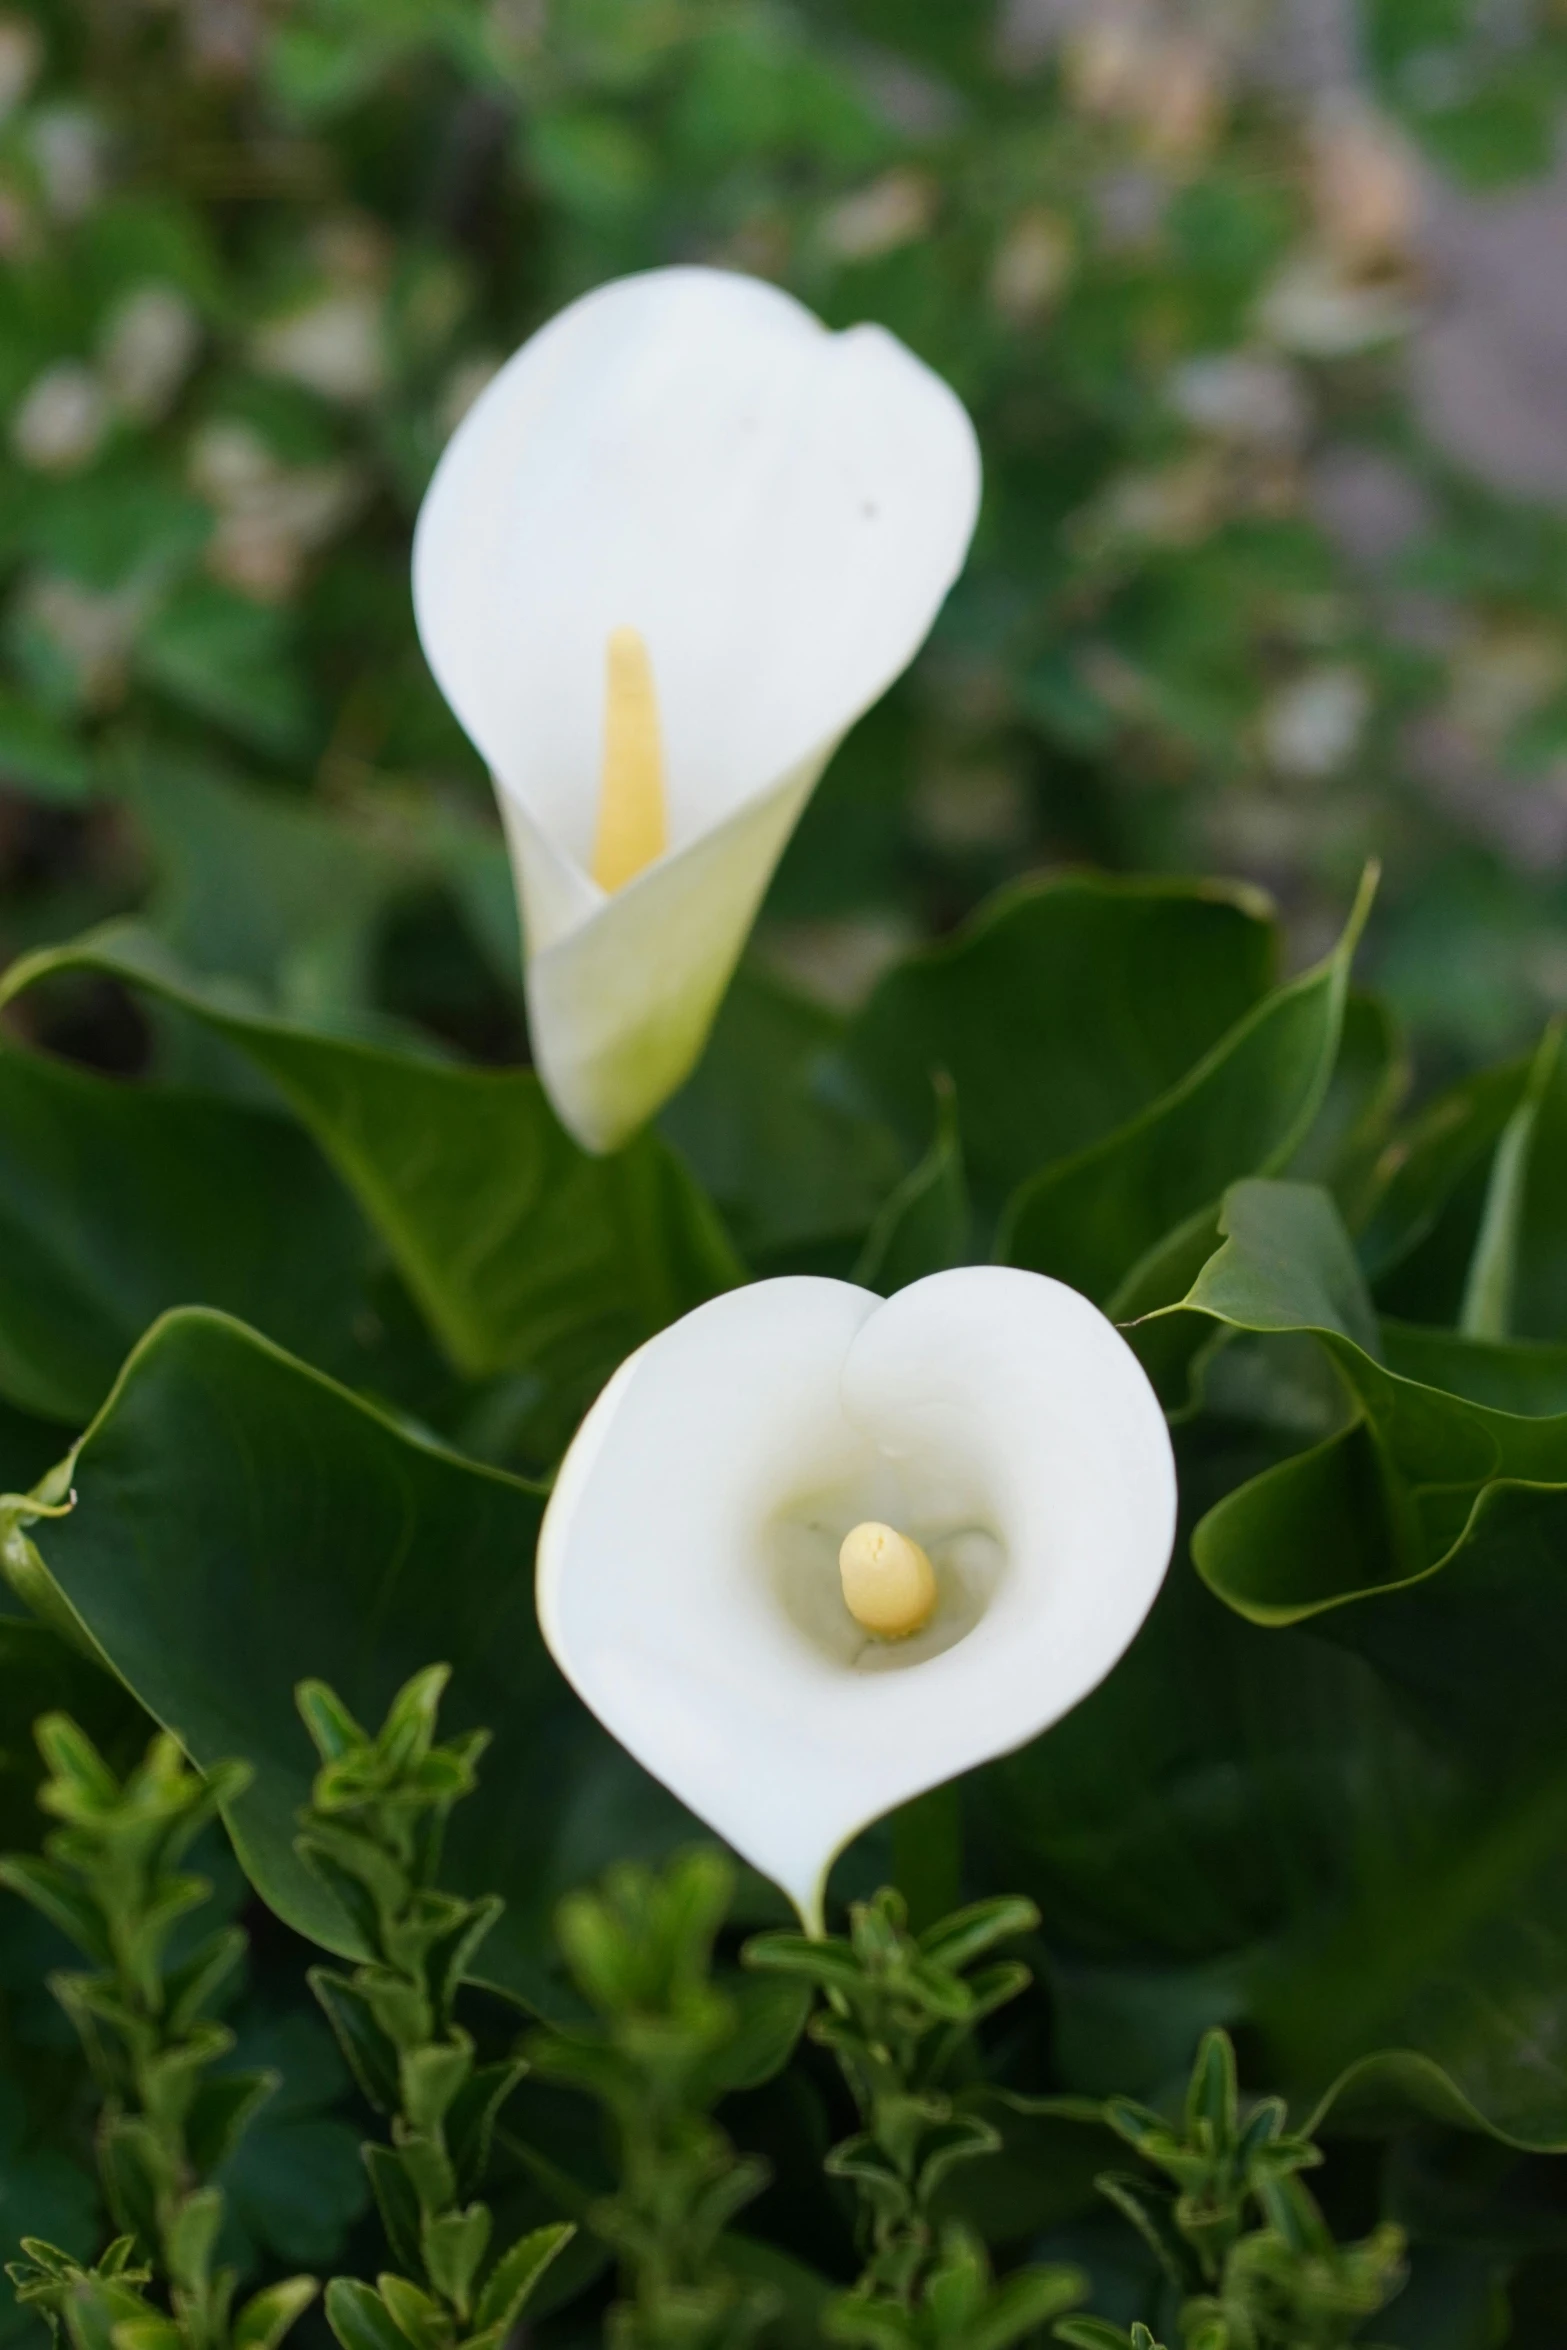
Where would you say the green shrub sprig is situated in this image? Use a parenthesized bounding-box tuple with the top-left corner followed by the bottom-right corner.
(1085, 2031, 1406, 2350)
(748, 1890, 1085, 2346)
(0, 1719, 314, 2350)
(292, 1668, 573, 2350)
(528, 1849, 779, 2350)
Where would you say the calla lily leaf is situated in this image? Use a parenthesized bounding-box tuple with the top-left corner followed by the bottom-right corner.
(1511, 1019, 1567, 1340)
(0, 1308, 693, 2014)
(1362, 1052, 1533, 1312)
(973, 1509, 1567, 2150)
(999, 866, 1375, 1310)
(1381, 1321, 1567, 1414)
(1438, 1015, 1567, 1347)
(660, 962, 905, 1264)
(960, 1170, 1567, 2143)
(0, 925, 741, 1399)
(1283, 990, 1409, 1227)
(1243, 1663, 1567, 2150)
(843, 873, 1279, 1217)
(0, 1042, 370, 1425)
(1176, 1177, 1567, 1624)
(1302, 2047, 1566, 2147)
(1073, 1171, 1567, 2145)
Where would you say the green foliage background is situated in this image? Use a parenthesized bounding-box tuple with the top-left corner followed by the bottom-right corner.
(4, 0, 1567, 2344)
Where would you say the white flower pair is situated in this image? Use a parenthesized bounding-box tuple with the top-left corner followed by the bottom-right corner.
(416, 268, 1176, 1923)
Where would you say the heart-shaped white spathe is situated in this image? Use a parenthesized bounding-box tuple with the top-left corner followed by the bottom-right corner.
(537, 1267, 1177, 1927)
(412, 265, 981, 1153)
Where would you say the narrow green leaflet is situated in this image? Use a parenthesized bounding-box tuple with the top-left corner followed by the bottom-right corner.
(0, 1309, 693, 2011)
(1360, 1055, 1532, 1315)
(1283, 990, 1409, 1227)
(0, 925, 742, 1389)
(1458, 1023, 1562, 1340)
(998, 868, 1375, 1309)
(1363, 1010, 1567, 1341)
(1510, 1015, 1567, 1341)
(842, 874, 1278, 1215)
(0, 1045, 370, 1424)
(0, 1617, 145, 1852)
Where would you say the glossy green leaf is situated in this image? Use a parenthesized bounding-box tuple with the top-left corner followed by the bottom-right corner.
(973, 1506, 1567, 2150)
(1380, 1319, 1567, 1415)
(961, 1164, 1567, 2145)
(2, 1309, 692, 2013)
(1361, 1056, 1531, 1313)
(661, 963, 905, 1264)
(1284, 990, 1409, 1228)
(0, 1043, 370, 1424)
(1173, 1176, 1384, 1359)
(0, 926, 742, 1389)
(1095, 1177, 1567, 2145)
(1180, 1178, 1567, 1623)
(1509, 1015, 1567, 1343)
(843, 875, 1278, 1215)
(999, 867, 1374, 1308)
(1244, 1643, 1567, 2151)
(1458, 1023, 1562, 1340)
(322, 2278, 406, 2350)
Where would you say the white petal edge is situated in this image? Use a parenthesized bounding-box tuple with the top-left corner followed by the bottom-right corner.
(511, 749, 823, 1151)
(537, 1267, 1177, 1929)
(413, 265, 981, 862)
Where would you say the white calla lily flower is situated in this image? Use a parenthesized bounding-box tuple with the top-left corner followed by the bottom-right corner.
(538, 1267, 1177, 1929)
(413, 266, 981, 1152)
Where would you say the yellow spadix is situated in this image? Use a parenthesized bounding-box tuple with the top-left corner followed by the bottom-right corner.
(838, 1520, 937, 1640)
(591, 625, 668, 893)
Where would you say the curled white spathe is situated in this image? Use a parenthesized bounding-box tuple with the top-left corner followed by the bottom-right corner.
(537, 1267, 1177, 1928)
(412, 266, 981, 1153)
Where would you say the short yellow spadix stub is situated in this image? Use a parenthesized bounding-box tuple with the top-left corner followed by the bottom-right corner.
(592, 624, 668, 893)
(838, 1520, 937, 1640)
